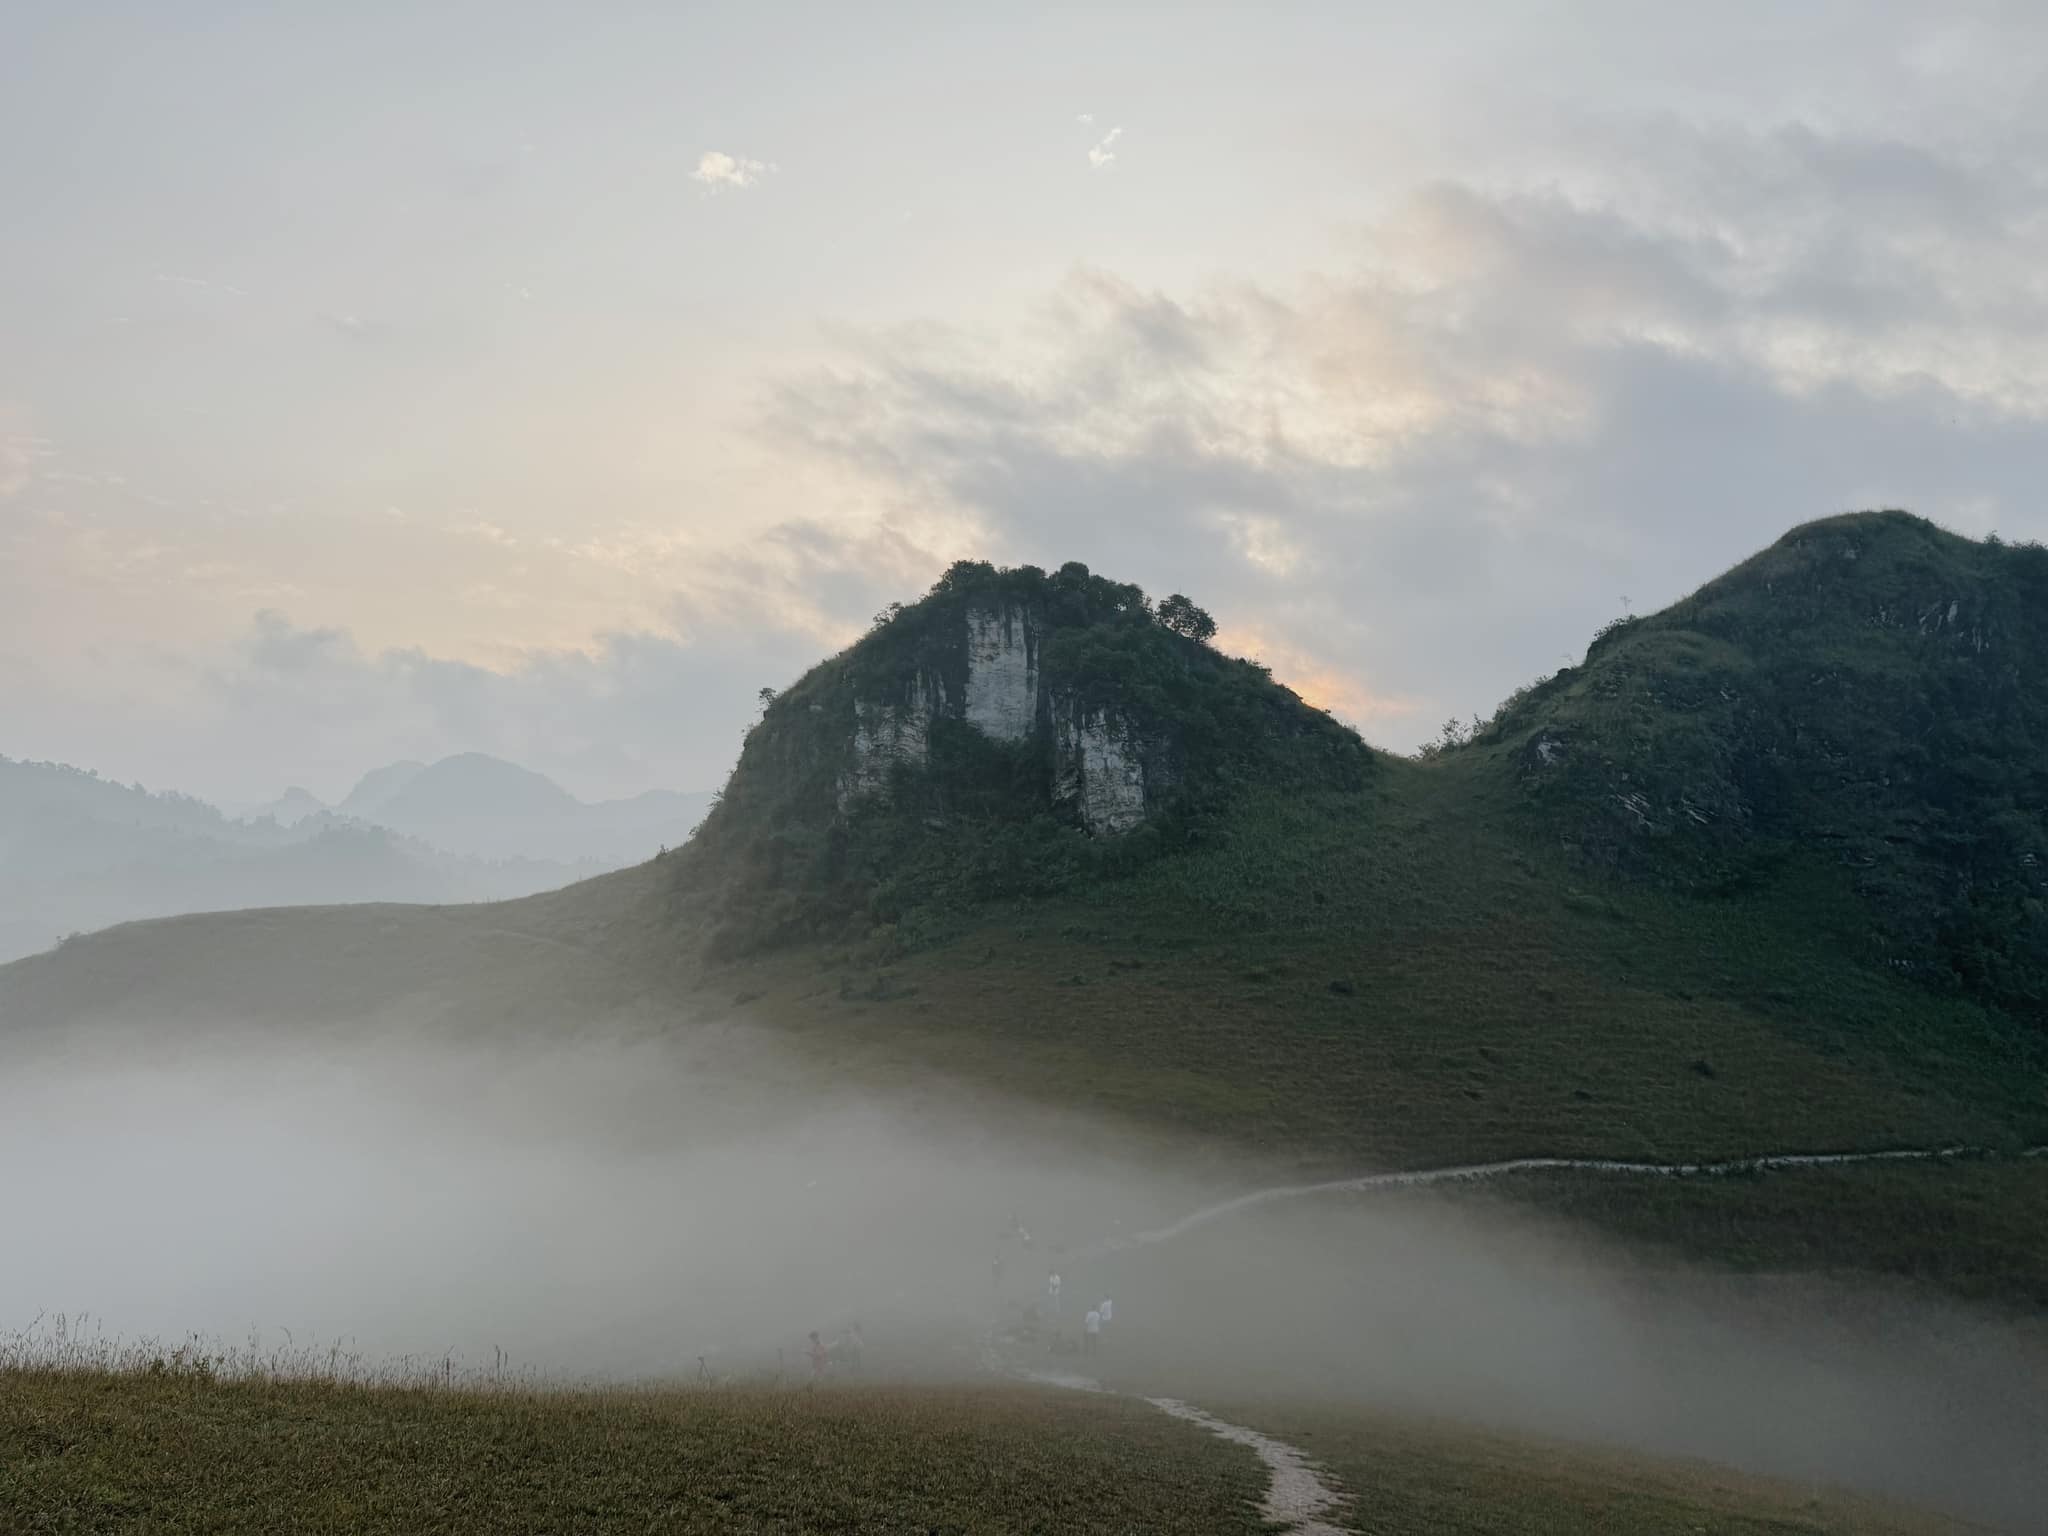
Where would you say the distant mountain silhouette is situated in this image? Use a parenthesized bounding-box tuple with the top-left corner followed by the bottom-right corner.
(252, 786, 327, 827)
(331, 753, 713, 864)
(335, 760, 428, 819)
(0, 753, 710, 964)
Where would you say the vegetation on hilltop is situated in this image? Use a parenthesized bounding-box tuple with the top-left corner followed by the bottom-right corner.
(669, 558, 1369, 958)
(1463, 512, 2048, 1015)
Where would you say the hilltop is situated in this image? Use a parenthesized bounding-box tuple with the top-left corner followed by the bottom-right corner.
(667, 559, 1367, 957)
(1483, 511, 2048, 1014)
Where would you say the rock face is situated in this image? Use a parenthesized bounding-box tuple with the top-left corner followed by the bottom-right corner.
(963, 605, 1040, 742)
(837, 674, 946, 811)
(1053, 706, 1149, 834)
(837, 601, 1158, 835)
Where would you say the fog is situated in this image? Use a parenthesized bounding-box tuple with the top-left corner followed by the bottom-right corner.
(4, 1024, 2043, 1530)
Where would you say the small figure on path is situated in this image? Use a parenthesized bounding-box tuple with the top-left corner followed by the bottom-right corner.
(1098, 1296, 1113, 1332)
(1083, 1307, 1101, 1354)
(841, 1322, 864, 1372)
(807, 1330, 830, 1381)
(1047, 1269, 1062, 1315)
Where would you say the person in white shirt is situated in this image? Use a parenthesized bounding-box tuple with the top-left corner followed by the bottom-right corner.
(1047, 1270, 1062, 1315)
(1083, 1308, 1101, 1354)
(1098, 1297, 1112, 1331)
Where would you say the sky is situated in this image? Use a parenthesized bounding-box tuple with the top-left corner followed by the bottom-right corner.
(4, 1, 2046, 804)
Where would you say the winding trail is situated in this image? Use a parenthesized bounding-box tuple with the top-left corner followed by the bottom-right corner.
(1088, 1143, 2046, 1255)
(1002, 1142, 2044, 1531)
(1145, 1397, 1349, 1536)
(997, 1359, 1349, 1535)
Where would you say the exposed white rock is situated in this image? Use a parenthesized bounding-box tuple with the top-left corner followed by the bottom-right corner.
(963, 605, 1040, 741)
(837, 674, 946, 811)
(1055, 706, 1147, 834)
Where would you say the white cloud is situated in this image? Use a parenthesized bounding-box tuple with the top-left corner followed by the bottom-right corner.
(152, 272, 250, 297)
(0, 407, 50, 501)
(1076, 112, 1095, 126)
(766, 121, 2048, 750)
(1087, 126, 1123, 170)
(690, 149, 775, 191)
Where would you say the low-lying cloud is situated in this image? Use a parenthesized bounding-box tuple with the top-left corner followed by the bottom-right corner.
(3, 1022, 2044, 1529)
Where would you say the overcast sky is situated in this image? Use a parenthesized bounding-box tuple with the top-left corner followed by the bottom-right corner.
(5, 2, 2046, 803)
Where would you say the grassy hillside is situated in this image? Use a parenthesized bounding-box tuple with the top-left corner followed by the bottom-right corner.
(1215, 1403, 1972, 1536)
(0, 1369, 1972, 1536)
(708, 757, 2046, 1167)
(1485, 512, 2048, 1013)
(2, 514, 2042, 1298)
(0, 1373, 1269, 1536)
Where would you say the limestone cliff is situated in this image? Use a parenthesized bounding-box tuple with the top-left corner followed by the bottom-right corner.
(835, 599, 1157, 834)
(682, 558, 1370, 955)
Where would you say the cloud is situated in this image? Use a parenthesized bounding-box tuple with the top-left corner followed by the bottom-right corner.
(764, 122, 2048, 750)
(1, 502, 945, 805)
(1076, 112, 1095, 126)
(690, 150, 775, 191)
(152, 272, 250, 297)
(1087, 126, 1123, 170)
(0, 409, 48, 501)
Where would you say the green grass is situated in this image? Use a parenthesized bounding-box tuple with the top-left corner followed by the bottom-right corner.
(2, 1366, 1987, 1536)
(0, 1372, 1270, 1536)
(718, 763, 2046, 1172)
(1209, 1401, 1975, 1536)
(1441, 1154, 2048, 1310)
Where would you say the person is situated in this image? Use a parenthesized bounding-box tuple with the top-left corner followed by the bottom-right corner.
(807, 1330, 829, 1381)
(1083, 1307, 1101, 1354)
(1047, 1269, 1062, 1315)
(841, 1322, 864, 1373)
(1099, 1296, 1113, 1331)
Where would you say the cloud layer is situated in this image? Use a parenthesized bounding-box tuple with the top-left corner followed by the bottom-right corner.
(764, 120, 2048, 736)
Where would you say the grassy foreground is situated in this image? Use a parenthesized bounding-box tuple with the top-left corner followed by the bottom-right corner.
(0, 1368, 1981, 1536)
(1221, 1402, 1975, 1536)
(0, 1373, 1269, 1536)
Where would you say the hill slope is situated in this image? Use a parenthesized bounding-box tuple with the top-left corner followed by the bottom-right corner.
(3, 516, 2043, 1171)
(1484, 511, 2048, 1012)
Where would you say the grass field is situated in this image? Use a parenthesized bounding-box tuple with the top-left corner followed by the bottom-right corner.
(0, 1365, 1988, 1536)
(1446, 1154, 2048, 1311)
(719, 762, 2047, 1173)
(0, 1372, 1270, 1536)
(1213, 1401, 1977, 1536)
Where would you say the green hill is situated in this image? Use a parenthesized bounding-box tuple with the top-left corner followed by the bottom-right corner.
(667, 558, 1367, 958)
(1486, 511, 2048, 1013)
(2, 513, 2044, 1292)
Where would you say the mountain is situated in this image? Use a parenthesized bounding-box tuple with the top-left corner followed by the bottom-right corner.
(1483, 511, 2048, 1014)
(669, 559, 1367, 957)
(0, 758, 607, 965)
(335, 760, 427, 820)
(332, 753, 714, 864)
(5, 515, 2044, 1181)
(251, 786, 327, 827)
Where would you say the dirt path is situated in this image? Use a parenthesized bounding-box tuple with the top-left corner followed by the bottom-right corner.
(1092, 1143, 2041, 1254)
(997, 1143, 2043, 1531)
(1145, 1396, 1349, 1535)
(998, 1358, 1350, 1535)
